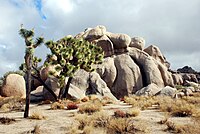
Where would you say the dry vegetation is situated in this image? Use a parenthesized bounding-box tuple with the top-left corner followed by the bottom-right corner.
(0, 117, 16, 124)
(107, 118, 147, 134)
(164, 120, 200, 134)
(0, 96, 25, 112)
(78, 100, 102, 114)
(74, 111, 147, 134)
(124, 95, 158, 110)
(50, 102, 65, 110)
(29, 110, 46, 120)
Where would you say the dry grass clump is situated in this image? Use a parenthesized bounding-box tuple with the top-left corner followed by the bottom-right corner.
(50, 102, 65, 110)
(91, 111, 110, 127)
(29, 110, 46, 120)
(75, 114, 92, 130)
(158, 114, 170, 124)
(101, 96, 115, 106)
(107, 118, 146, 134)
(124, 96, 158, 110)
(75, 111, 146, 134)
(159, 98, 197, 117)
(182, 95, 200, 107)
(75, 112, 110, 130)
(0, 96, 25, 112)
(0, 117, 16, 124)
(126, 108, 141, 117)
(114, 108, 141, 118)
(165, 121, 183, 133)
(164, 121, 200, 134)
(78, 100, 102, 114)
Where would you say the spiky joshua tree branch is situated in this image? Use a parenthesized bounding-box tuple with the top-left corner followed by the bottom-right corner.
(45, 36, 104, 99)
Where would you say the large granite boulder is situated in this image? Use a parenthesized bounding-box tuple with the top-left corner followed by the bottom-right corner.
(0, 74, 26, 98)
(111, 54, 143, 99)
(172, 73, 183, 85)
(92, 35, 114, 57)
(129, 37, 145, 50)
(43, 77, 60, 101)
(144, 45, 170, 68)
(95, 57, 117, 89)
(135, 83, 161, 96)
(156, 61, 174, 87)
(84, 25, 107, 41)
(158, 86, 177, 97)
(106, 32, 131, 54)
(128, 47, 164, 87)
(71, 69, 90, 91)
(181, 73, 198, 83)
(89, 72, 117, 101)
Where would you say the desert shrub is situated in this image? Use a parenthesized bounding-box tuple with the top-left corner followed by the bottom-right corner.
(78, 101, 102, 114)
(106, 118, 146, 134)
(158, 113, 170, 124)
(0, 97, 25, 112)
(82, 124, 94, 134)
(91, 111, 110, 127)
(50, 102, 65, 110)
(101, 96, 115, 106)
(75, 114, 92, 130)
(81, 96, 89, 102)
(164, 121, 200, 134)
(124, 96, 159, 110)
(126, 108, 141, 117)
(114, 110, 126, 118)
(159, 98, 197, 117)
(114, 108, 140, 118)
(29, 110, 46, 120)
(67, 102, 78, 110)
(75, 111, 110, 132)
(182, 96, 200, 107)
(0, 117, 16, 124)
(165, 121, 183, 133)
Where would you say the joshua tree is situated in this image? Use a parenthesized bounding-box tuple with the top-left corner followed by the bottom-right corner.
(45, 36, 104, 99)
(19, 26, 47, 118)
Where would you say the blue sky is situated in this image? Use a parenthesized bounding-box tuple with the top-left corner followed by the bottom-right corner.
(0, 0, 200, 76)
(34, 0, 46, 20)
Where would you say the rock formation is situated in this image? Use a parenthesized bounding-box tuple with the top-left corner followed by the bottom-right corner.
(2, 25, 199, 100)
(0, 74, 26, 98)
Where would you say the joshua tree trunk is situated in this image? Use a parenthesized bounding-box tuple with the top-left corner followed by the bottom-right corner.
(24, 54, 32, 118)
(31, 66, 58, 101)
(31, 74, 58, 101)
(61, 77, 73, 99)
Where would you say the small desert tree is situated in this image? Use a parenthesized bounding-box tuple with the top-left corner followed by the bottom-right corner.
(19, 26, 48, 118)
(45, 36, 104, 99)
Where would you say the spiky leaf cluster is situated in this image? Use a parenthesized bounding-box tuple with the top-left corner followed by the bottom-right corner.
(45, 36, 104, 89)
(19, 27, 44, 54)
(19, 56, 42, 74)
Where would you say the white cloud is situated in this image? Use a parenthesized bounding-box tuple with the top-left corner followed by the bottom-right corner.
(0, 0, 200, 76)
(43, 0, 74, 15)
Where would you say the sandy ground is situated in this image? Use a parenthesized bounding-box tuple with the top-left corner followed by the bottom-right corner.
(0, 102, 192, 134)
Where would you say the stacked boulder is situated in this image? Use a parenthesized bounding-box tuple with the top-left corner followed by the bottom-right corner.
(74, 25, 177, 98)
(2, 25, 199, 100)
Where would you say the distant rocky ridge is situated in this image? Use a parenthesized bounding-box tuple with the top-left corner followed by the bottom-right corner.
(0, 25, 200, 100)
